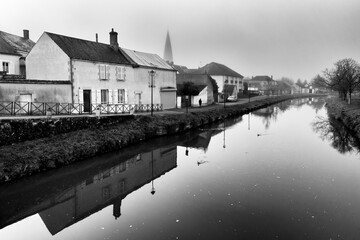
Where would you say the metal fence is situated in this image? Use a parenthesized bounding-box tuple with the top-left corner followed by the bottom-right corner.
(0, 101, 163, 116)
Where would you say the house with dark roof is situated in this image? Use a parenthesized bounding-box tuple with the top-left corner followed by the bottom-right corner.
(26, 29, 176, 110)
(0, 30, 35, 75)
(244, 75, 278, 95)
(176, 74, 215, 107)
(187, 62, 243, 96)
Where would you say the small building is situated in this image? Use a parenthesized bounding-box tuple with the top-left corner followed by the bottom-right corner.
(0, 30, 35, 76)
(123, 48, 176, 109)
(176, 74, 215, 107)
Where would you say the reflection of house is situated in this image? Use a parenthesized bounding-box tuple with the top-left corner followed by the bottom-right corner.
(38, 146, 177, 235)
(176, 74, 215, 106)
(0, 30, 35, 76)
(26, 29, 176, 109)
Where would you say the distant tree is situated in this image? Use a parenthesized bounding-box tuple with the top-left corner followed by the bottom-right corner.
(178, 82, 200, 96)
(279, 77, 294, 86)
(243, 82, 249, 94)
(296, 79, 303, 87)
(321, 58, 360, 104)
(209, 77, 219, 94)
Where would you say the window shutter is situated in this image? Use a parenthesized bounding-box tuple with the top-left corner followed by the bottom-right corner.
(100, 65, 106, 79)
(96, 89, 101, 104)
(106, 65, 110, 79)
(123, 67, 126, 80)
(114, 89, 119, 104)
(78, 89, 83, 104)
(109, 89, 114, 104)
(124, 89, 128, 104)
(91, 90, 96, 105)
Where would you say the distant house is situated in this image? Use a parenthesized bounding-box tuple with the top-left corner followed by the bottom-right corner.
(176, 74, 215, 107)
(245, 75, 278, 95)
(27, 29, 176, 110)
(186, 62, 244, 96)
(0, 30, 35, 76)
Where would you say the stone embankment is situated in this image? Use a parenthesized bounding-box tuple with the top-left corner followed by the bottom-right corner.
(325, 98, 360, 140)
(0, 94, 319, 182)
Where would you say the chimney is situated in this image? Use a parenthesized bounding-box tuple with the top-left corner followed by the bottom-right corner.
(109, 28, 119, 51)
(96, 33, 98, 43)
(23, 29, 29, 39)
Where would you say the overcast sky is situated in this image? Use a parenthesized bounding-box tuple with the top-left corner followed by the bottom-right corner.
(2, 0, 360, 81)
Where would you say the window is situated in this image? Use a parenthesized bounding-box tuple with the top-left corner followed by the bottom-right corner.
(99, 64, 109, 80)
(101, 89, 109, 104)
(224, 80, 229, 83)
(118, 89, 125, 103)
(2, 62, 9, 73)
(116, 66, 126, 81)
(230, 80, 234, 84)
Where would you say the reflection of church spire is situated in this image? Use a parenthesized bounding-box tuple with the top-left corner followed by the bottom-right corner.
(163, 30, 173, 65)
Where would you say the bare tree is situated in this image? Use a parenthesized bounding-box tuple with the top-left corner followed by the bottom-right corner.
(315, 58, 360, 104)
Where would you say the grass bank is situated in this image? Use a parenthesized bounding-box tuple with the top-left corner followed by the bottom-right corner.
(325, 97, 360, 140)
(0, 94, 321, 182)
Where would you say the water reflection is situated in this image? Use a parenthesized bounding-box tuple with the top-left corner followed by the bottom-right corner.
(312, 114, 360, 154)
(0, 118, 240, 236)
(253, 98, 326, 129)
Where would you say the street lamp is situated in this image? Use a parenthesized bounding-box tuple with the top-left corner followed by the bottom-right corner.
(149, 70, 156, 116)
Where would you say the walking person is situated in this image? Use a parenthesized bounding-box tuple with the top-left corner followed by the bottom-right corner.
(199, 98, 202, 108)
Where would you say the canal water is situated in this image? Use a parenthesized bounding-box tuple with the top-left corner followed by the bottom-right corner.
(1, 97, 360, 240)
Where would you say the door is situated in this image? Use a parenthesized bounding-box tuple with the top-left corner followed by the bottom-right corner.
(83, 90, 91, 112)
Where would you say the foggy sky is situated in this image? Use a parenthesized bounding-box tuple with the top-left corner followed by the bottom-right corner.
(2, 0, 360, 81)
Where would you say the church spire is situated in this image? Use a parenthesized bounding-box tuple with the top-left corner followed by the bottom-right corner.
(163, 30, 173, 65)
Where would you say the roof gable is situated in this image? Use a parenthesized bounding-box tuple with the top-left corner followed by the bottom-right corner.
(45, 32, 134, 65)
(0, 31, 35, 57)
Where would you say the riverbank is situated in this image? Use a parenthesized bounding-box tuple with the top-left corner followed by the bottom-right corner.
(325, 97, 360, 140)
(0, 94, 321, 182)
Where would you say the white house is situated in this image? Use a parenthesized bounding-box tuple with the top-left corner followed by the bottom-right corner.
(176, 74, 215, 107)
(26, 29, 176, 111)
(0, 30, 35, 75)
(187, 62, 243, 95)
(123, 48, 176, 109)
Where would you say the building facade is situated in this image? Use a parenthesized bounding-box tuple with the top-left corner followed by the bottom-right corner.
(26, 29, 176, 110)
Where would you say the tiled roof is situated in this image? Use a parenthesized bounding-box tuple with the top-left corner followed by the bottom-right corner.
(123, 48, 175, 71)
(250, 76, 273, 82)
(172, 64, 189, 74)
(0, 31, 35, 57)
(45, 32, 135, 65)
(177, 74, 209, 85)
(188, 62, 243, 78)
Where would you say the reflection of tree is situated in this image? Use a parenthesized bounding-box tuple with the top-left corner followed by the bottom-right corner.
(312, 115, 360, 154)
(253, 106, 278, 129)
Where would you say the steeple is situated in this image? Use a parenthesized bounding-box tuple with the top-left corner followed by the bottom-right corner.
(163, 30, 173, 65)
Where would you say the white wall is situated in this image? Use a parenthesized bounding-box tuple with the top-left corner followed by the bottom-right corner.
(72, 59, 176, 107)
(26, 33, 70, 81)
(0, 54, 20, 74)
